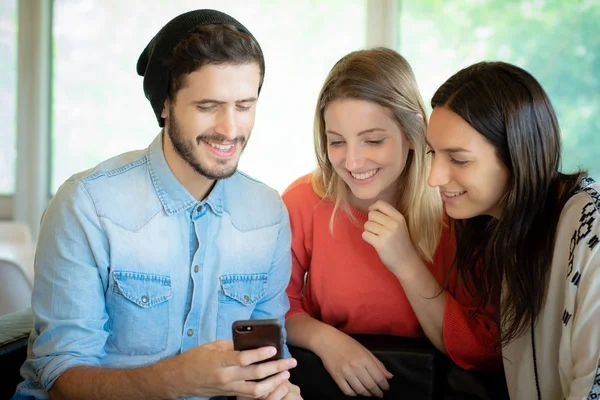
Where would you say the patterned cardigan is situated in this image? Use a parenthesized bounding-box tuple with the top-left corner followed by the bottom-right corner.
(503, 177, 600, 400)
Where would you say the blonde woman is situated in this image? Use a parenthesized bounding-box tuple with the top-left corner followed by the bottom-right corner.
(283, 48, 501, 398)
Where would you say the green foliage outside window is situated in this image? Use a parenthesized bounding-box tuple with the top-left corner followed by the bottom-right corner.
(400, 0, 599, 178)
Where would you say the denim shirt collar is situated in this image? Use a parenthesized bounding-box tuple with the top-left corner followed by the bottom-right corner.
(147, 132, 225, 216)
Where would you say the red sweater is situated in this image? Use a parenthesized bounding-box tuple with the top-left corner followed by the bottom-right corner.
(283, 174, 501, 370)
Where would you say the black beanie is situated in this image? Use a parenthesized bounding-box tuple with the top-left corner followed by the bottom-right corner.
(136, 9, 265, 127)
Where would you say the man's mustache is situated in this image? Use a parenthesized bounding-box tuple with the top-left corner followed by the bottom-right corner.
(196, 134, 246, 146)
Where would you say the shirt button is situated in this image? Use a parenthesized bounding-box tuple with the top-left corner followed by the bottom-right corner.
(197, 205, 202, 212)
(193, 265, 199, 273)
(243, 295, 250, 302)
(187, 329, 194, 336)
(141, 296, 148, 304)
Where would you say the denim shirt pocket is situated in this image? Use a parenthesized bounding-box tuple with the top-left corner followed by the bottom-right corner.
(108, 270, 172, 355)
(216, 273, 268, 337)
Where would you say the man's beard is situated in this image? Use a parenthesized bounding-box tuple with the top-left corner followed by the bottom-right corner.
(167, 112, 248, 180)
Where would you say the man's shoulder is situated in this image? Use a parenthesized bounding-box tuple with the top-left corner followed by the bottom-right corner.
(67, 148, 152, 206)
(66, 148, 149, 187)
(223, 170, 287, 230)
(51, 148, 161, 229)
(226, 169, 281, 202)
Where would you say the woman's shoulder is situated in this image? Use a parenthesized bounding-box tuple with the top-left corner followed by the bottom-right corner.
(560, 177, 600, 222)
(573, 177, 600, 210)
(555, 178, 600, 255)
(281, 172, 323, 207)
(283, 173, 313, 194)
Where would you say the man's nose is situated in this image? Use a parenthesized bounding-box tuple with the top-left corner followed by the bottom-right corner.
(215, 108, 238, 140)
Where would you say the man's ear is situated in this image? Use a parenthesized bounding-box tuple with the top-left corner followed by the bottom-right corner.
(161, 98, 171, 119)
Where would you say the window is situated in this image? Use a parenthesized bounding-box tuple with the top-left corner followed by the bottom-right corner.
(400, 0, 600, 178)
(0, 0, 17, 195)
(51, 0, 367, 193)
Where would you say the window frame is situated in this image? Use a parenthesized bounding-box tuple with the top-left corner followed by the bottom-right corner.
(0, 197, 11, 220)
(4, 1, 52, 236)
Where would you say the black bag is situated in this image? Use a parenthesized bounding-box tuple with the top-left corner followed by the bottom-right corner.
(289, 335, 508, 400)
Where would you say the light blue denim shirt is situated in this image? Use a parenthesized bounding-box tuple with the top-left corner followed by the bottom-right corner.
(14, 133, 292, 400)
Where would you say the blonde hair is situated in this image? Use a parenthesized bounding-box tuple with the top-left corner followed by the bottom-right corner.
(312, 47, 443, 261)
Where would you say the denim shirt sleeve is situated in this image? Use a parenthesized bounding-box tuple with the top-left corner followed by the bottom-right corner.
(30, 179, 110, 392)
(248, 201, 293, 359)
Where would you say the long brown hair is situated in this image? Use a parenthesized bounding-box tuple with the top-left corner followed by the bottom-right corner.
(313, 47, 443, 261)
(431, 61, 586, 345)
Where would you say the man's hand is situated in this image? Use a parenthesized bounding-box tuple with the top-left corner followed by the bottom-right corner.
(237, 380, 302, 400)
(159, 340, 297, 399)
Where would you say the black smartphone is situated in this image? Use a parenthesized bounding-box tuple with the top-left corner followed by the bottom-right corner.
(232, 318, 283, 363)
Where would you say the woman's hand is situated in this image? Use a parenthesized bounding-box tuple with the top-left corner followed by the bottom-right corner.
(362, 200, 420, 276)
(315, 328, 393, 397)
